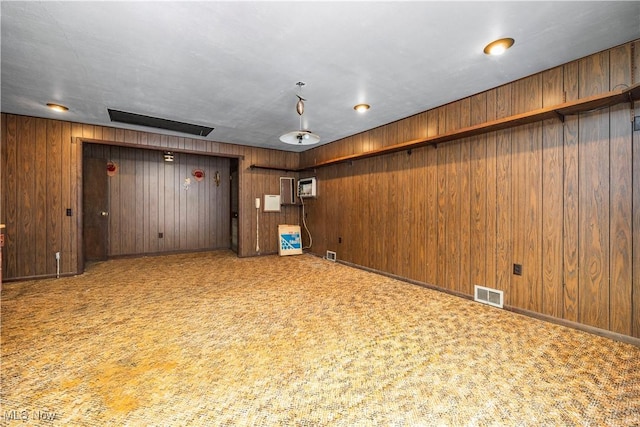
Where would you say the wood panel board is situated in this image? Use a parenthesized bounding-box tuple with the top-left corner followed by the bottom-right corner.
(608, 45, 633, 335)
(46, 120, 62, 273)
(634, 101, 640, 338)
(609, 104, 633, 335)
(578, 111, 610, 330)
(541, 119, 564, 317)
(2, 115, 17, 277)
(562, 61, 580, 322)
(577, 51, 611, 330)
(17, 116, 36, 277)
(494, 85, 512, 301)
(35, 119, 48, 275)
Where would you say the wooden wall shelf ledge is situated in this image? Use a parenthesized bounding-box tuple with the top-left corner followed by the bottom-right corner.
(249, 164, 298, 172)
(249, 82, 639, 172)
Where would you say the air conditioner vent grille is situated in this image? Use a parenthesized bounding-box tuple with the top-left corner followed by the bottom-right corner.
(474, 285, 504, 309)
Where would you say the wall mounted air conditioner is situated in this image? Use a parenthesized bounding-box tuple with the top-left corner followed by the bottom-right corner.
(297, 177, 317, 198)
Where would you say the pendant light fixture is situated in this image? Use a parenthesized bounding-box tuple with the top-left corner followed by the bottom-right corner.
(280, 82, 320, 145)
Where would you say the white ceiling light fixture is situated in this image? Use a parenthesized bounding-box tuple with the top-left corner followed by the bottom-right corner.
(280, 82, 320, 145)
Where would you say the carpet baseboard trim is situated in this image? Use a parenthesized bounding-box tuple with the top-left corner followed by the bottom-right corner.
(2, 272, 77, 283)
(336, 258, 640, 348)
(505, 306, 640, 348)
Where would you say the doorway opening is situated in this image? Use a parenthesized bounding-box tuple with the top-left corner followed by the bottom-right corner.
(81, 142, 238, 267)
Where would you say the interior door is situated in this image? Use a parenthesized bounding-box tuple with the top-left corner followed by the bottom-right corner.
(83, 157, 109, 261)
(230, 160, 239, 253)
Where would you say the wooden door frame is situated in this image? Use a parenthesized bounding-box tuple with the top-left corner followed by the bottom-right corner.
(230, 159, 239, 254)
(76, 139, 85, 274)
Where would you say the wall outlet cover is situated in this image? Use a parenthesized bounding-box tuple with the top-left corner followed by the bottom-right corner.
(513, 263, 523, 276)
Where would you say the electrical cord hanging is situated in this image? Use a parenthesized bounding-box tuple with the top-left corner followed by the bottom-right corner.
(300, 195, 313, 249)
(256, 202, 260, 253)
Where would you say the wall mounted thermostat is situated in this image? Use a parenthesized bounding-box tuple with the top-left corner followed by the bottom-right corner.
(297, 177, 317, 198)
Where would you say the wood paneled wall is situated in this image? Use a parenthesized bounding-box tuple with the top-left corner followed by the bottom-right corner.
(300, 41, 640, 339)
(84, 144, 231, 255)
(1, 40, 638, 342)
(1, 116, 299, 280)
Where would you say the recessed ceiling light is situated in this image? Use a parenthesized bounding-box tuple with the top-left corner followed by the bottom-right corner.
(46, 102, 69, 112)
(353, 104, 370, 112)
(483, 38, 515, 56)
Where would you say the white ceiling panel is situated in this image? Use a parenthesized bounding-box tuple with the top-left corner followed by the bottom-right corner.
(2, 1, 639, 152)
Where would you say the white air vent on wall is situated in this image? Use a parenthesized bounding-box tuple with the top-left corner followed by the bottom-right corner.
(474, 285, 504, 308)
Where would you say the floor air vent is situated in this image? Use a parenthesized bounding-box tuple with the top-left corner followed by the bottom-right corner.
(108, 109, 214, 136)
(474, 285, 504, 308)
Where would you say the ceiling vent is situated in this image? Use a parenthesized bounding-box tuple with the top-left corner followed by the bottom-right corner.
(107, 109, 214, 137)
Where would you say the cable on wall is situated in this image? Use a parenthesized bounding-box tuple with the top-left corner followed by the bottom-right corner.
(256, 199, 260, 253)
(300, 195, 313, 249)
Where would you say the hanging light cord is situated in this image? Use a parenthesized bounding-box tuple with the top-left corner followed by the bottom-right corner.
(297, 82, 305, 134)
(299, 110, 303, 133)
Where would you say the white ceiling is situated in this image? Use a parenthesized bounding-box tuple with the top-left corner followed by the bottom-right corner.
(2, 1, 639, 152)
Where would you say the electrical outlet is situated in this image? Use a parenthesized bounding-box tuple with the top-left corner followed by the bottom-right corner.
(513, 263, 523, 276)
(338, 237, 342, 244)
(66, 208, 72, 216)
(158, 232, 164, 238)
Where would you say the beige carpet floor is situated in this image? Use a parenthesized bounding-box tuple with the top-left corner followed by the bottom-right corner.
(1, 250, 639, 426)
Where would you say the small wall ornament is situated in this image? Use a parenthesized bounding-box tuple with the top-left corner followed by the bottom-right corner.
(106, 161, 118, 177)
(192, 169, 205, 182)
(183, 177, 191, 190)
